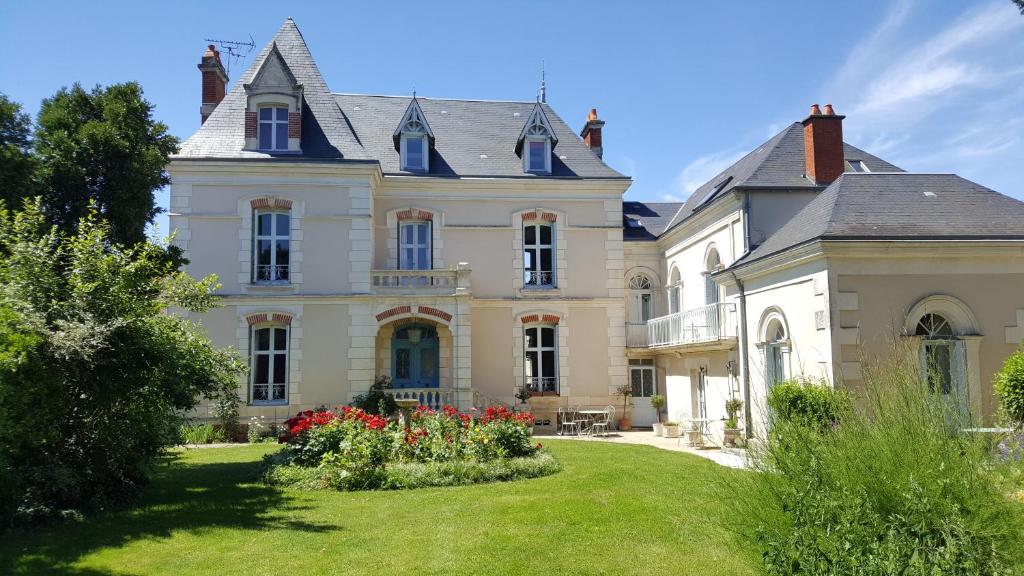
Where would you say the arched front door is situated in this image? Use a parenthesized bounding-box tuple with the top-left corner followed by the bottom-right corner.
(391, 323, 440, 388)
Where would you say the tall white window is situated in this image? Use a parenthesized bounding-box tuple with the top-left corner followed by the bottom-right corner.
(258, 106, 289, 151)
(524, 222, 555, 287)
(668, 267, 682, 314)
(628, 274, 653, 323)
(764, 319, 787, 387)
(705, 249, 722, 305)
(399, 221, 431, 270)
(402, 136, 426, 171)
(915, 313, 965, 398)
(254, 210, 290, 283)
(525, 324, 558, 394)
(526, 139, 550, 173)
(251, 325, 288, 404)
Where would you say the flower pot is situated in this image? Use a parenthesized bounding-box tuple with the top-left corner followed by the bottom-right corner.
(723, 428, 742, 447)
(663, 424, 680, 438)
(618, 418, 632, 431)
(687, 429, 704, 447)
(652, 422, 664, 436)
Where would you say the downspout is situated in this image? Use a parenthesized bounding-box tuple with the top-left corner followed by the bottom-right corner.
(733, 190, 753, 438)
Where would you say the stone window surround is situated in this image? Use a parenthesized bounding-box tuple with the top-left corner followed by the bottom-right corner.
(754, 307, 792, 387)
(513, 208, 567, 296)
(244, 93, 301, 153)
(512, 310, 570, 397)
(236, 306, 303, 408)
(386, 207, 444, 270)
(239, 196, 303, 293)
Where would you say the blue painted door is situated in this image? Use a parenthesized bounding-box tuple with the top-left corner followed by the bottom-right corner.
(391, 324, 439, 388)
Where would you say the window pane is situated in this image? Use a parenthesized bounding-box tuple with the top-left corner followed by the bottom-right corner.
(927, 344, 952, 394)
(643, 371, 654, 397)
(255, 328, 270, 351)
(539, 225, 552, 245)
(529, 141, 545, 170)
(402, 248, 414, 268)
(276, 107, 289, 121)
(254, 354, 269, 384)
(274, 328, 287, 350)
(541, 350, 556, 380)
(524, 248, 536, 271)
(631, 370, 643, 397)
(275, 214, 289, 237)
(525, 351, 538, 378)
(417, 247, 428, 270)
(273, 353, 287, 384)
(257, 213, 272, 236)
(402, 224, 413, 244)
(260, 108, 274, 121)
(257, 240, 272, 266)
(539, 249, 553, 273)
(417, 223, 428, 244)
(525, 327, 537, 348)
(524, 225, 536, 246)
(276, 240, 289, 266)
(541, 327, 554, 348)
(259, 124, 272, 149)
(275, 120, 288, 150)
(420, 348, 436, 380)
(395, 349, 411, 379)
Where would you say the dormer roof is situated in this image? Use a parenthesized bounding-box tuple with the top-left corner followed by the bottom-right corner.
(392, 97, 435, 150)
(514, 102, 559, 156)
(243, 42, 302, 97)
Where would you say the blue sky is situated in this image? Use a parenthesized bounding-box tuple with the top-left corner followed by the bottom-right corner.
(2, 1, 1023, 236)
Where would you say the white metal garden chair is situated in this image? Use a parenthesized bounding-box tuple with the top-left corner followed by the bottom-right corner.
(590, 405, 615, 437)
(558, 406, 581, 436)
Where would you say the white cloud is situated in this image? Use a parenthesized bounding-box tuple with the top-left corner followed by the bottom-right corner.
(663, 147, 747, 202)
(828, 1, 1024, 197)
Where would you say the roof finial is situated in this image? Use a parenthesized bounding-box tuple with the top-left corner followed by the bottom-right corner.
(539, 60, 547, 103)
(412, 87, 416, 99)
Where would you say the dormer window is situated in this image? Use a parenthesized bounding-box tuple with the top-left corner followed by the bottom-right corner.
(258, 106, 289, 151)
(394, 97, 434, 173)
(516, 103, 558, 175)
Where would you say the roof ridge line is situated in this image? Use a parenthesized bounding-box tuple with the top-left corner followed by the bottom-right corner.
(333, 92, 536, 104)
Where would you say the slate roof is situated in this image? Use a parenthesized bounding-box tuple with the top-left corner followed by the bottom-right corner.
(333, 94, 625, 178)
(622, 201, 684, 241)
(175, 19, 626, 179)
(663, 123, 903, 232)
(729, 173, 1024, 267)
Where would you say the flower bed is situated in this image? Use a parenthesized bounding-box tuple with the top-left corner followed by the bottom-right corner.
(264, 405, 559, 490)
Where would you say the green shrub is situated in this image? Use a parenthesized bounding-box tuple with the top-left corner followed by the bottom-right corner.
(264, 451, 560, 491)
(350, 375, 398, 416)
(766, 378, 849, 432)
(180, 423, 223, 445)
(736, 356, 1024, 575)
(995, 348, 1024, 427)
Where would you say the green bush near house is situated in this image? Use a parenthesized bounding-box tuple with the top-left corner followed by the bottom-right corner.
(766, 377, 850, 432)
(179, 424, 224, 445)
(737, 357, 1024, 575)
(995, 347, 1024, 427)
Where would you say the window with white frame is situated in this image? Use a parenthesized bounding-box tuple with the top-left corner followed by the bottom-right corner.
(705, 249, 722, 305)
(518, 105, 555, 174)
(396, 100, 432, 172)
(764, 319, 787, 388)
(668, 267, 682, 314)
(399, 220, 431, 270)
(258, 106, 289, 151)
(524, 324, 558, 394)
(251, 324, 288, 404)
(526, 139, 550, 173)
(628, 274, 653, 323)
(629, 358, 655, 398)
(915, 313, 964, 397)
(402, 135, 427, 171)
(523, 222, 555, 287)
(254, 210, 290, 283)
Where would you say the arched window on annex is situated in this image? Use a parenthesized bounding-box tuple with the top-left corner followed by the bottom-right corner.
(756, 307, 791, 390)
(902, 294, 983, 418)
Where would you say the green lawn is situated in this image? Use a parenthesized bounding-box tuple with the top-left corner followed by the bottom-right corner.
(2, 440, 761, 576)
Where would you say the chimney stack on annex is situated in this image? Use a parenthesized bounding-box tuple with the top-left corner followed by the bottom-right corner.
(198, 44, 228, 124)
(802, 103, 845, 185)
(581, 108, 605, 159)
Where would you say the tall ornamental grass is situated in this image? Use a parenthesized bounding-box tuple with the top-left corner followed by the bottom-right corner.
(735, 354, 1024, 575)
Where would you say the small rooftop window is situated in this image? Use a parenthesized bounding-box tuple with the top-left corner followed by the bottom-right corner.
(625, 217, 643, 228)
(847, 160, 870, 173)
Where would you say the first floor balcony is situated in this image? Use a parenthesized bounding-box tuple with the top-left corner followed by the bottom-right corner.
(370, 265, 471, 296)
(632, 302, 738, 350)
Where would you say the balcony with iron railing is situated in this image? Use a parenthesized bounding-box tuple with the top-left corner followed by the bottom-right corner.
(370, 264, 471, 296)
(642, 302, 737, 349)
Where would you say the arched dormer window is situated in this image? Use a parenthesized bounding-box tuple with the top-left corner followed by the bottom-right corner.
(394, 97, 434, 172)
(515, 103, 558, 174)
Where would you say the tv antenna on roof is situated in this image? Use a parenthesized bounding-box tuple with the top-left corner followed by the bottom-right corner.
(203, 35, 256, 76)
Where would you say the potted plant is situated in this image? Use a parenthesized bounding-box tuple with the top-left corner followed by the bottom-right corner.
(723, 397, 744, 447)
(663, 420, 681, 438)
(514, 386, 531, 412)
(615, 384, 634, 431)
(650, 394, 666, 436)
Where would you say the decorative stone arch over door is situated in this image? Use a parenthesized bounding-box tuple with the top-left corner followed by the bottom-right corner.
(902, 294, 983, 419)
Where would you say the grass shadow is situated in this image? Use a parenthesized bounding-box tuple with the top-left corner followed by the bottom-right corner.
(1, 448, 339, 575)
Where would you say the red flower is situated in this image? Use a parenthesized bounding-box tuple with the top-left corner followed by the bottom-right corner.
(536, 442, 542, 449)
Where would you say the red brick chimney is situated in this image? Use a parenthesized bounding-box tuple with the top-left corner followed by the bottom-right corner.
(802, 103, 846, 185)
(198, 44, 228, 124)
(580, 108, 605, 159)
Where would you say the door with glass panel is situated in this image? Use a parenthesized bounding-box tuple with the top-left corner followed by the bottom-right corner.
(630, 359, 657, 426)
(524, 325, 558, 394)
(391, 324, 439, 388)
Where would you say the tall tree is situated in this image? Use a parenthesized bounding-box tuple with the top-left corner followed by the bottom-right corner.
(0, 94, 35, 208)
(1016, 0, 1024, 14)
(33, 83, 178, 246)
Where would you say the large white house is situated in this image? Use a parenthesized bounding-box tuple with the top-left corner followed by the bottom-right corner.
(172, 19, 1024, 436)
